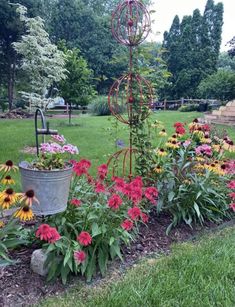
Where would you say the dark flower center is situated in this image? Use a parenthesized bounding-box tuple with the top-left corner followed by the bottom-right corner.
(193, 119, 199, 123)
(6, 188, 13, 195)
(211, 164, 215, 167)
(172, 141, 177, 145)
(6, 160, 13, 167)
(4, 197, 10, 202)
(22, 206, 30, 212)
(221, 164, 226, 170)
(5, 175, 11, 180)
(160, 148, 164, 152)
(162, 129, 166, 132)
(26, 190, 35, 198)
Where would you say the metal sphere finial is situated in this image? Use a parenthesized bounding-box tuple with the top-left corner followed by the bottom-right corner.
(111, 0, 151, 46)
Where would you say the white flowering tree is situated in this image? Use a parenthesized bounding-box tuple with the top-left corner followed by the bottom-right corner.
(13, 5, 67, 111)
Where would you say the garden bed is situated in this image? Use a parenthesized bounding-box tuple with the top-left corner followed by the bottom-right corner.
(0, 212, 228, 307)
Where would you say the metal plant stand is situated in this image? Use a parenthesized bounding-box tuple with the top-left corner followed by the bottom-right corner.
(107, 0, 153, 178)
(34, 108, 58, 156)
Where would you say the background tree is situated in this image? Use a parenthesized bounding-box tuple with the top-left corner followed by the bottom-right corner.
(163, 0, 223, 99)
(197, 70, 235, 101)
(59, 47, 96, 107)
(13, 5, 67, 110)
(218, 52, 235, 72)
(0, 0, 42, 109)
(228, 36, 235, 57)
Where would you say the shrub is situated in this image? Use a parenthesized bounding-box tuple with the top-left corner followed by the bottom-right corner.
(178, 104, 199, 112)
(151, 120, 235, 232)
(38, 161, 158, 283)
(89, 96, 124, 116)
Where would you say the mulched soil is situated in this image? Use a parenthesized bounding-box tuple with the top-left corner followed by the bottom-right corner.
(0, 213, 231, 307)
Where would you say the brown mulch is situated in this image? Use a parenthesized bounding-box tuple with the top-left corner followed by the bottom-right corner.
(0, 109, 33, 119)
(0, 213, 230, 307)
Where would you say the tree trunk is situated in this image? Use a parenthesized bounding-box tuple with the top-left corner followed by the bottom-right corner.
(7, 55, 16, 111)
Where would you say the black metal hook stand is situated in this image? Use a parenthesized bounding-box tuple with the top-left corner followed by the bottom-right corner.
(35, 108, 58, 156)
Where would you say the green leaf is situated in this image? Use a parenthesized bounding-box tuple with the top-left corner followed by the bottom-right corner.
(194, 202, 201, 218)
(98, 247, 107, 277)
(86, 255, 96, 282)
(109, 237, 115, 246)
(168, 191, 175, 202)
(61, 264, 70, 285)
(92, 222, 102, 237)
(63, 249, 71, 266)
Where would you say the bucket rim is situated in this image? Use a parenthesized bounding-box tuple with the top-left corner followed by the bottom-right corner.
(19, 161, 73, 173)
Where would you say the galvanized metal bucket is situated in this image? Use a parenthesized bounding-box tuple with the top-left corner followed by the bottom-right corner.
(19, 162, 73, 216)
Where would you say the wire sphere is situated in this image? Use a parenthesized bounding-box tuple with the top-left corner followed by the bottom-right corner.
(111, 0, 151, 46)
(107, 148, 138, 178)
(108, 73, 153, 125)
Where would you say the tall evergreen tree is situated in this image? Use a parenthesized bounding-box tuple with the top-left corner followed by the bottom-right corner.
(0, 0, 42, 109)
(162, 0, 223, 99)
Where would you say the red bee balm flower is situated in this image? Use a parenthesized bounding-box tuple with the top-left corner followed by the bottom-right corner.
(141, 213, 149, 223)
(77, 231, 92, 246)
(70, 198, 81, 207)
(95, 182, 106, 193)
(36, 224, 61, 243)
(174, 122, 184, 128)
(144, 187, 159, 204)
(176, 126, 186, 135)
(74, 250, 86, 264)
(73, 159, 91, 176)
(108, 194, 122, 210)
(227, 180, 235, 189)
(229, 192, 235, 199)
(113, 177, 126, 193)
(97, 164, 108, 180)
(229, 203, 235, 212)
(121, 219, 134, 231)
(128, 207, 142, 220)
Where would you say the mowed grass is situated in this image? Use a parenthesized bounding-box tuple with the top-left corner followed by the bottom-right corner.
(41, 225, 235, 307)
(1, 111, 235, 164)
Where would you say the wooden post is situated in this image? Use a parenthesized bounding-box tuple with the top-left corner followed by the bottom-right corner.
(181, 97, 184, 106)
(164, 99, 167, 111)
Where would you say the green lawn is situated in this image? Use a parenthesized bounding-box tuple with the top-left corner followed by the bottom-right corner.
(1, 111, 234, 165)
(0, 111, 234, 188)
(40, 225, 235, 307)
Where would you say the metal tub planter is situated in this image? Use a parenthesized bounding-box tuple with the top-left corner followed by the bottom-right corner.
(19, 162, 73, 216)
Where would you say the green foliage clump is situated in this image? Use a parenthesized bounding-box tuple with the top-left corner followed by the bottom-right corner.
(59, 47, 96, 106)
(179, 104, 199, 112)
(42, 165, 154, 283)
(89, 96, 125, 116)
(197, 70, 235, 101)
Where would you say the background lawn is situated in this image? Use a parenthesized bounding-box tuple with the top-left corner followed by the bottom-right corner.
(1, 111, 235, 164)
(0, 111, 234, 187)
(40, 225, 235, 307)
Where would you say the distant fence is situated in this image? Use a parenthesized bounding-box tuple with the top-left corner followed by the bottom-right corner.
(153, 98, 221, 111)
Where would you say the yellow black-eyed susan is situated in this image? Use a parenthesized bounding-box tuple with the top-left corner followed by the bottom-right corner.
(156, 148, 167, 157)
(0, 160, 18, 173)
(159, 129, 167, 137)
(154, 165, 163, 173)
(0, 188, 18, 204)
(14, 206, 34, 221)
(1, 175, 15, 185)
(0, 196, 14, 209)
